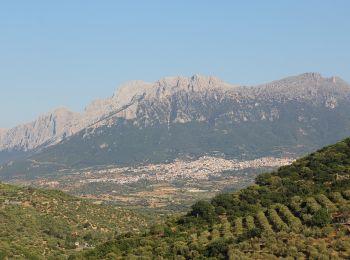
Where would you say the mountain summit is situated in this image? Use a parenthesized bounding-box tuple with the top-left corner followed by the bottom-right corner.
(1, 72, 350, 171)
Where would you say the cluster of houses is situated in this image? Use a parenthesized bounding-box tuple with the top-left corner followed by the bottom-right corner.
(77, 156, 294, 185)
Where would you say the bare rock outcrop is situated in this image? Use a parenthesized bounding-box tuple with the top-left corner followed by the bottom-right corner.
(1, 73, 349, 152)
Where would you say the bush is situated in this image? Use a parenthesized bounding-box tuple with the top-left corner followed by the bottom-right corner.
(309, 209, 331, 227)
(190, 200, 216, 223)
(215, 206, 226, 215)
(205, 238, 229, 257)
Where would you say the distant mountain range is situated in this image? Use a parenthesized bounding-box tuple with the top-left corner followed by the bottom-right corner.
(1, 72, 350, 178)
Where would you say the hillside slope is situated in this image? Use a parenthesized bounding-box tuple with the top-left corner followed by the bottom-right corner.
(80, 138, 350, 259)
(0, 183, 149, 259)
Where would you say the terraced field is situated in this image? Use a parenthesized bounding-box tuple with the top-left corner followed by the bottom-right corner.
(199, 190, 349, 242)
(171, 191, 348, 259)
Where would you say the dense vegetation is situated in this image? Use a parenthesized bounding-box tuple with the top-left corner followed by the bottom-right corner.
(0, 183, 149, 259)
(1, 138, 350, 259)
(77, 138, 350, 259)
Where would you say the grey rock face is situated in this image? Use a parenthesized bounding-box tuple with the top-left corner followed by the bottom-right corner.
(1, 73, 349, 152)
(0, 108, 80, 151)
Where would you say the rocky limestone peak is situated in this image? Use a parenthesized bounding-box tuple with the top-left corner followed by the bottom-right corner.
(270, 72, 348, 88)
(0, 107, 80, 151)
(0, 129, 7, 142)
(1, 72, 350, 153)
(299, 72, 322, 80)
(47, 107, 78, 122)
(31, 107, 79, 132)
(155, 74, 235, 93)
(112, 80, 153, 106)
(90, 75, 239, 107)
(254, 72, 350, 100)
(83, 80, 153, 122)
(52, 106, 74, 115)
(143, 75, 237, 101)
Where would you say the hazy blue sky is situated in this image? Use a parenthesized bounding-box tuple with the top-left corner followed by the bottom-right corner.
(1, 1, 349, 128)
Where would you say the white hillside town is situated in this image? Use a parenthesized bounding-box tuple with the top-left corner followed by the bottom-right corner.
(76, 156, 294, 185)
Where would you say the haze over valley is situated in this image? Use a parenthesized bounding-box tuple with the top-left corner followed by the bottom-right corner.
(2, 1, 350, 258)
(1, 72, 350, 211)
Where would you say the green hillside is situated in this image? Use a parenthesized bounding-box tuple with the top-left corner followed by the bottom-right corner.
(0, 183, 149, 259)
(79, 138, 350, 259)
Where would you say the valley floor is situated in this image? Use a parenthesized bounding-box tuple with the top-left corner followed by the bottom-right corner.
(7, 156, 293, 213)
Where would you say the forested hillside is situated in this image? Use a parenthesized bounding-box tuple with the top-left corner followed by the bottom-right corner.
(0, 183, 149, 259)
(80, 138, 350, 259)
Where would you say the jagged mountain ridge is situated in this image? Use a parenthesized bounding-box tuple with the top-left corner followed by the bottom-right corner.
(0, 75, 236, 152)
(1, 72, 349, 154)
(1, 72, 350, 178)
